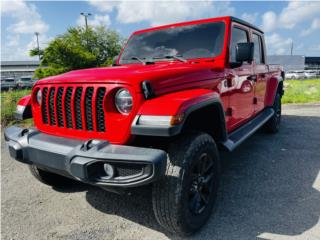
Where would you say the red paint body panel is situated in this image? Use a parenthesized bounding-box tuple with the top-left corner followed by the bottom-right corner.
(26, 16, 282, 144)
(264, 75, 282, 107)
(17, 95, 31, 106)
(32, 83, 144, 144)
(137, 89, 219, 116)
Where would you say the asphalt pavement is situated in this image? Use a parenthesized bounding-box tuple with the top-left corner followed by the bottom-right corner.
(1, 104, 320, 240)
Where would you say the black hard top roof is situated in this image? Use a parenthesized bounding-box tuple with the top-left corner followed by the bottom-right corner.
(230, 16, 264, 34)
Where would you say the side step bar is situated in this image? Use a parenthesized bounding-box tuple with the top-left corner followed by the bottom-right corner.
(221, 108, 275, 152)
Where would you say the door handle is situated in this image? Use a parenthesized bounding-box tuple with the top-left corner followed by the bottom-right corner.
(247, 75, 257, 82)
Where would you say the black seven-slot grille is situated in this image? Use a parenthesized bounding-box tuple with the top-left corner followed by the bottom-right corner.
(41, 86, 106, 132)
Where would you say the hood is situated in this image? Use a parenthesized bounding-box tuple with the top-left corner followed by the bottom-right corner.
(37, 61, 225, 95)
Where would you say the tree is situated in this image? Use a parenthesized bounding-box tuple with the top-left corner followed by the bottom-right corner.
(30, 26, 123, 79)
(29, 48, 44, 59)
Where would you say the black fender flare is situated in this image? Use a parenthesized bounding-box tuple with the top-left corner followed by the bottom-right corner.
(131, 96, 227, 140)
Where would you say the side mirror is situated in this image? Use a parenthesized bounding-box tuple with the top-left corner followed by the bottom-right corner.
(230, 42, 254, 68)
(112, 55, 119, 66)
(236, 42, 254, 62)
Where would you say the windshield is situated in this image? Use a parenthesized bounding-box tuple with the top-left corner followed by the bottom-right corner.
(120, 21, 225, 64)
(21, 78, 31, 81)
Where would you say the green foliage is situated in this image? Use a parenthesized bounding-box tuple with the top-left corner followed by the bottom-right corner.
(29, 48, 44, 58)
(30, 26, 123, 79)
(1, 89, 32, 126)
(282, 79, 320, 104)
(33, 67, 67, 79)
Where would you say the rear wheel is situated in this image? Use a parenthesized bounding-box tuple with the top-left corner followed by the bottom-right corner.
(29, 165, 75, 187)
(265, 93, 281, 133)
(152, 132, 221, 235)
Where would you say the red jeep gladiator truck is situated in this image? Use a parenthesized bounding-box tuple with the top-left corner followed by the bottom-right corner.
(5, 16, 284, 235)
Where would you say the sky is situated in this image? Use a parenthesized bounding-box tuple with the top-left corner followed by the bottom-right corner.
(1, 0, 320, 61)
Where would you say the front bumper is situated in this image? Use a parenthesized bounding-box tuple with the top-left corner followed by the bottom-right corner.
(4, 126, 167, 188)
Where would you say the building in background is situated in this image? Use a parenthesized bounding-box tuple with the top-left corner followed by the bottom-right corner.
(267, 55, 305, 71)
(305, 57, 320, 70)
(1, 61, 40, 80)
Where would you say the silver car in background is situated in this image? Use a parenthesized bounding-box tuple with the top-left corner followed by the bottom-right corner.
(1, 78, 17, 90)
(304, 70, 318, 79)
(285, 71, 306, 79)
(16, 76, 35, 89)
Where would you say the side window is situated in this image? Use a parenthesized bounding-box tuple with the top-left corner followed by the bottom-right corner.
(230, 27, 249, 63)
(252, 33, 264, 64)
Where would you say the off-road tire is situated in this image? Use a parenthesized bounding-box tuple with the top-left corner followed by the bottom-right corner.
(265, 93, 281, 133)
(29, 165, 75, 187)
(152, 132, 221, 235)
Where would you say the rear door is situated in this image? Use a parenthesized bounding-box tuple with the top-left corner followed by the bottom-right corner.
(252, 32, 268, 113)
(228, 24, 255, 130)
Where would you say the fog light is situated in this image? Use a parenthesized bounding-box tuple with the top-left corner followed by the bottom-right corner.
(103, 163, 115, 179)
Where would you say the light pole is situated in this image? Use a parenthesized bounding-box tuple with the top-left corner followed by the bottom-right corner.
(34, 32, 40, 60)
(80, 12, 92, 32)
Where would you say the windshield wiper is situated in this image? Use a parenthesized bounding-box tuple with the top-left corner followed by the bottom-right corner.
(130, 56, 146, 64)
(166, 55, 188, 63)
(153, 55, 187, 63)
(123, 56, 155, 65)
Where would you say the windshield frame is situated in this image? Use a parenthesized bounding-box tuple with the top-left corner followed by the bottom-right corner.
(118, 20, 227, 65)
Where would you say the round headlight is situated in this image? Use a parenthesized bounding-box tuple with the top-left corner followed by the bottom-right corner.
(36, 89, 42, 105)
(115, 88, 133, 114)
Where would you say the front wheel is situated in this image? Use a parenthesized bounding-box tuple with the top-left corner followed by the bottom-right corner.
(152, 132, 221, 235)
(29, 165, 75, 187)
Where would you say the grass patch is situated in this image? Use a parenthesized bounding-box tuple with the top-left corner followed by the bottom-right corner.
(1, 89, 33, 127)
(282, 79, 320, 104)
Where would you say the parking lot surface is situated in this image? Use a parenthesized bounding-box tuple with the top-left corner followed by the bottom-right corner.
(1, 104, 320, 240)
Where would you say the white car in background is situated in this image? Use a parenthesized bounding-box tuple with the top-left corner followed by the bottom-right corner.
(285, 71, 306, 79)
(304, 70, 317, 79)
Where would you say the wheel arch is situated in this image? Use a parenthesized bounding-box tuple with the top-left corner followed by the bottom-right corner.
(131, 89, 228, 142)
(181, 99, 228, 142)
(265, 75, 284, 107)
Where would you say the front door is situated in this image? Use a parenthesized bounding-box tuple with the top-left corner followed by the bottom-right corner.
(228, 25, 255, 130)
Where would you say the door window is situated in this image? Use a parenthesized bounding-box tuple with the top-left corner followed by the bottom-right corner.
(252, 33, 264, 64)
(230, 27, 249, 63)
